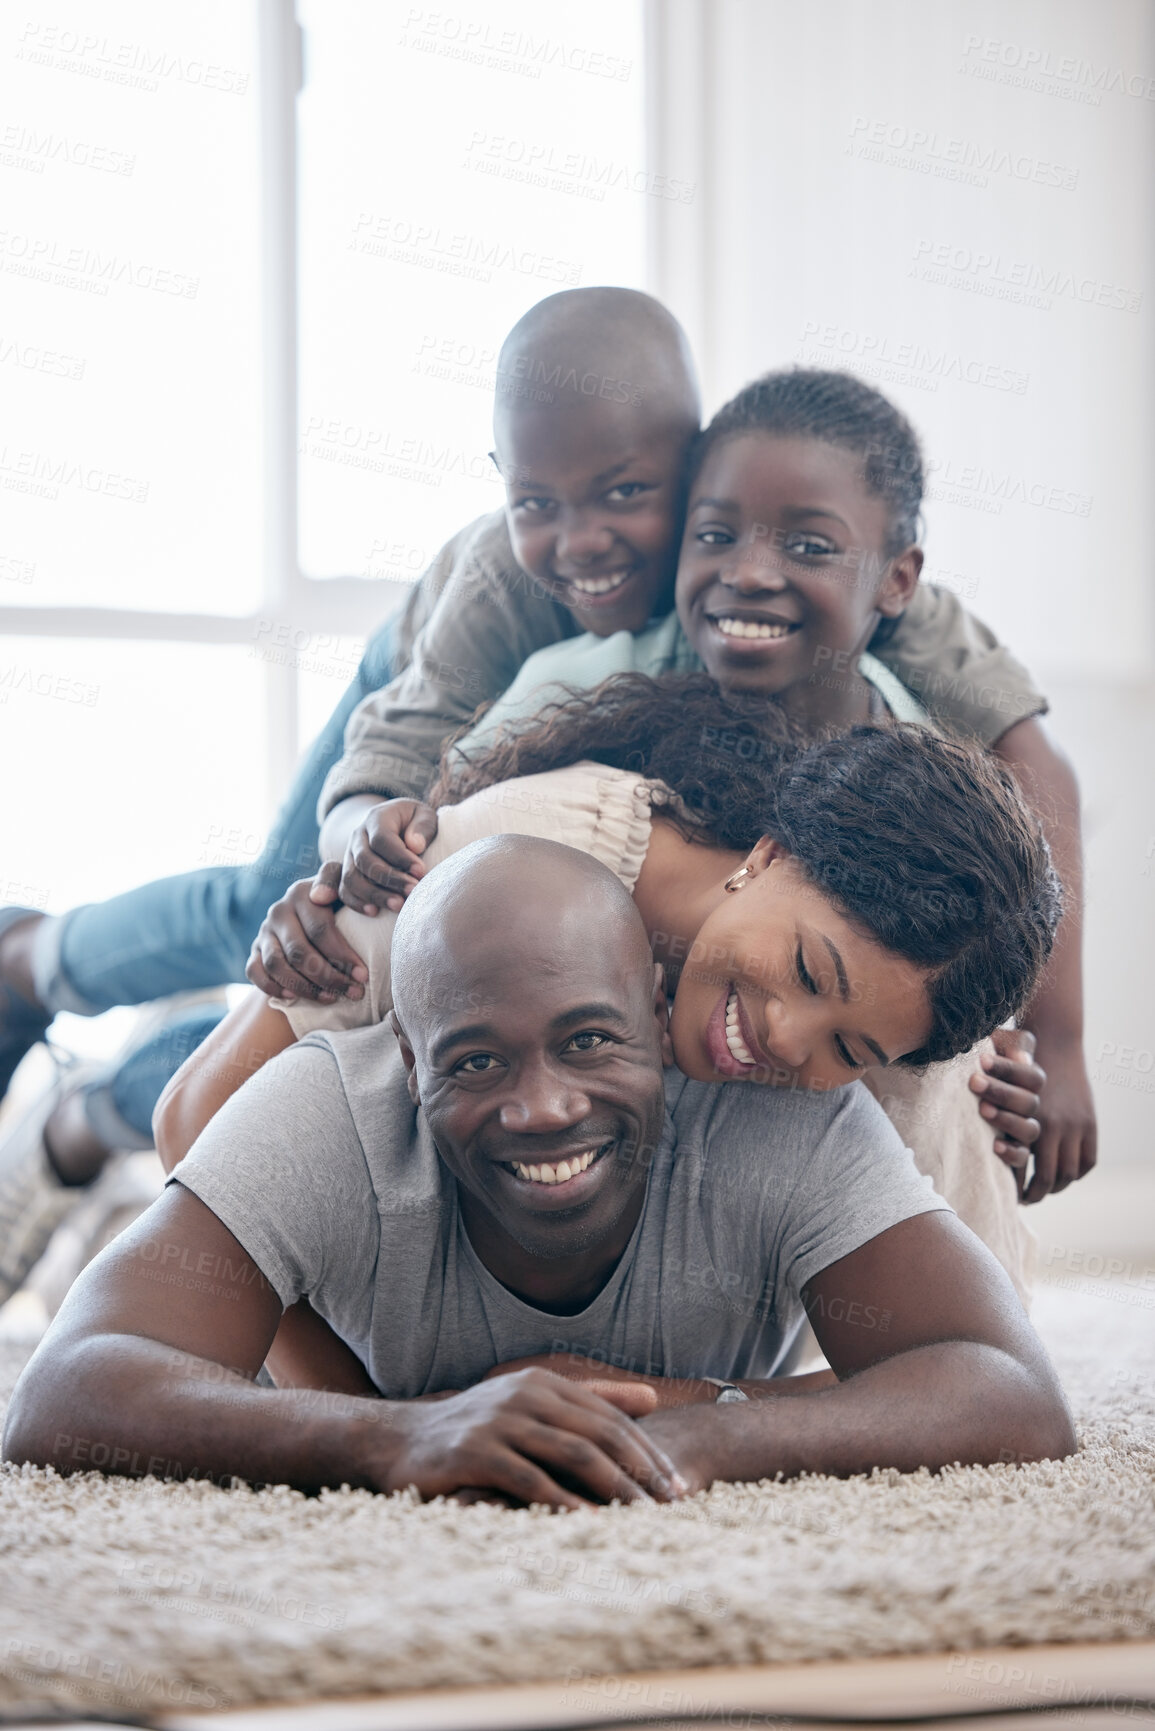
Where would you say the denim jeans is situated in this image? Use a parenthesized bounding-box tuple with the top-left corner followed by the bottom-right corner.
(36, 613, 401, 1016)
(84, 1006, 229, 1147)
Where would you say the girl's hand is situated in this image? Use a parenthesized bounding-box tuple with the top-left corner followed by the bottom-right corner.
(335, 799, 439, 915)
(246, 876, 369, 1004)
(969, 1029, 1044, 1179)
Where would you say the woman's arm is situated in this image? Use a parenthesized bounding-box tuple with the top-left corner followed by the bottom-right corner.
(152, 990, 296, 1174)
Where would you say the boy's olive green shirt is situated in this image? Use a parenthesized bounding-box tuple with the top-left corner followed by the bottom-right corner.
(319, 510, 1047, 817)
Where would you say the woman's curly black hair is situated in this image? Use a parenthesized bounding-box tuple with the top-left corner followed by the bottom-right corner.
(432, 673, 1061, 1068)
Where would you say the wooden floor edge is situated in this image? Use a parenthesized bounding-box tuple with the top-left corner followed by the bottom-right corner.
(154, 1639, 1155, 1731)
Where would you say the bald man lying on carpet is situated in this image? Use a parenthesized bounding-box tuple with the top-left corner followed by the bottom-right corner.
(3, 838, 1074, 1508)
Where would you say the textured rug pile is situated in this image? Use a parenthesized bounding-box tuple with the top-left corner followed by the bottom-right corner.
(1, 1279, 1153, 1720)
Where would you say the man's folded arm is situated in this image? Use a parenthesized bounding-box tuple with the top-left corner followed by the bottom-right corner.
(0, 1187, 391, 1493)
(2, 1186, 685, 1509)
(640, 1211, 1076, 1485)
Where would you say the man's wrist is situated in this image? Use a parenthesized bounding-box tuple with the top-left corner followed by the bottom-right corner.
(336, 1395, 409, 1492)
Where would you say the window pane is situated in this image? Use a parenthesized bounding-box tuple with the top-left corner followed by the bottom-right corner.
(297, 0, 646, 579)
(0, 0, 262, 614)
(0, 638, 270, 914)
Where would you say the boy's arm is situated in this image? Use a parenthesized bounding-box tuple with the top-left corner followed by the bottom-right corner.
(317, 513, 574, 820)
(992, 716, 1096, 1202)
(875, 583, 1047, 745)
(636, 1211, 1074, 1489)
(879, 594, 1093, 1198)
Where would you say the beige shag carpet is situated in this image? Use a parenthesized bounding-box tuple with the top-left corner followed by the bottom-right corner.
(1, 1279, 1153, 1721)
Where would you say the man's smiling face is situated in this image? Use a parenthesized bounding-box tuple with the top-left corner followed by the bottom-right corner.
(391, 840, 671, 1282)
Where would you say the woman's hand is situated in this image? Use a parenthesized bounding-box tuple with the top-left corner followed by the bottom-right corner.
(245, 876, 369, 1004)
(969, 1029, 1044, 1179)
(334, 799, 439, 915)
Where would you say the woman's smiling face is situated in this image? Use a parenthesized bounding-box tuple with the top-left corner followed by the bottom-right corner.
(676, 433, 920, 704)
(668, 842, 935, 1091)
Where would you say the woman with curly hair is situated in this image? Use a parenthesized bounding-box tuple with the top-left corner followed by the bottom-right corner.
(157, 672, 1059, 1359)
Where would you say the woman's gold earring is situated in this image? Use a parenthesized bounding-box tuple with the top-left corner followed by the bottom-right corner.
(723, 866, 753, 893)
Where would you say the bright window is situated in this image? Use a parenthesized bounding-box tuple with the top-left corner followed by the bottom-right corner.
(297, 0, 646, 580)
(0, 0, 263, 615)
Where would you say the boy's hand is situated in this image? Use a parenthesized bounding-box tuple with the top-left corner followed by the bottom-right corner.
(376, 1370, 687, 1510)
(969, 1029, 1044, 1176)
(1021, 1032, 1097, 1204)
(337, 799, 439, 916)
(246, 877, 369, 1004)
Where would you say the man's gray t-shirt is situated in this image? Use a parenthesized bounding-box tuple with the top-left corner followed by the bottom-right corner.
(171, 1028, 949, 1396)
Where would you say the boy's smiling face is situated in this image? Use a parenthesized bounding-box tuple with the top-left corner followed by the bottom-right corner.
(494, 396, 693, 637)
(676, 433, 921, 709)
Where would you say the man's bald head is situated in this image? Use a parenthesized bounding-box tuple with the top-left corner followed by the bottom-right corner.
(389, 837, 670, 1268)
(494, 287, 699, 441)
(391, 835, 656, 1057)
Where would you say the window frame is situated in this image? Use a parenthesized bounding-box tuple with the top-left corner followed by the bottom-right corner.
(0, 0, 670, 809)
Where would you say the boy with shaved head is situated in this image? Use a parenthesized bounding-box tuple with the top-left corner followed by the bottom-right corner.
(4, 837, 1073, 1505)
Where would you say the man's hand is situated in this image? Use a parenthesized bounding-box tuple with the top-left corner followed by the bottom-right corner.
(1020, 1031, 1097, 1204)
(245, 877, 369, 1004)
(969, 1029, 1044, 1179)
(337, 799, 439, 916)
(376, 1369, 687, 1510)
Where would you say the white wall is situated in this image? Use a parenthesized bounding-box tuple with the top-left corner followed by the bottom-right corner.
(648, 0, 1155, 1185)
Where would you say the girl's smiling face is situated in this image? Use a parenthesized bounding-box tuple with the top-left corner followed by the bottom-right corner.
(668, 841, 935, 1092)
(676, 433, 921, 711)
